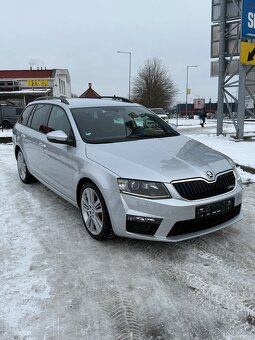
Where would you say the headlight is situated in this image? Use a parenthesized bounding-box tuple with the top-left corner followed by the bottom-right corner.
(117, 179, 171, 199)
(227, 158, 241, 181)
(233, 165, 241, 181)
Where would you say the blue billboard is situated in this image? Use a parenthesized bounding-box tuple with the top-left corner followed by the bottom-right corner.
(242, 0, 255, 39)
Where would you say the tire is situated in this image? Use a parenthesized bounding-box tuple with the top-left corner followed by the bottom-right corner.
(80, 182, 112, 240)
(2, 120, 12, 129)
(17, 149, 35, 184)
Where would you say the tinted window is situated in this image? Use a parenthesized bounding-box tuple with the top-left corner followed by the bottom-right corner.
(19, 105, 35, 126)
(47, 106, 72, 136)
(30, 104, 52, 133)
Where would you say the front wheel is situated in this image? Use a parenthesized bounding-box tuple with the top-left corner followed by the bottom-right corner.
(17, 149, 35, 184)
(80, 182, 112, 240)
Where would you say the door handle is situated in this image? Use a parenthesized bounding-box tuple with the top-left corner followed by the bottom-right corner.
(21, 134, 26, 138)
(39, 142, 46, 149)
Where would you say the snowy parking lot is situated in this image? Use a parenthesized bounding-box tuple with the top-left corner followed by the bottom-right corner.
(1, 124, 255, 339)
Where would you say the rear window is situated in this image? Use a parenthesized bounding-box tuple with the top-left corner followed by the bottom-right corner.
(19, 105, 35, 126)
(30, 104, 52, 133)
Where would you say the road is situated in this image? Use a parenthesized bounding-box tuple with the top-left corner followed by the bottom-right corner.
(0, 144, 255, 340)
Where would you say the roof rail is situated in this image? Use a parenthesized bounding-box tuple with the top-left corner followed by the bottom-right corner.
(99, 96, 133, 103)
(34, 96, 70, 105)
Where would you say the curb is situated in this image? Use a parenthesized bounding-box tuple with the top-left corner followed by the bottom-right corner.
(0, 137, 12, 143)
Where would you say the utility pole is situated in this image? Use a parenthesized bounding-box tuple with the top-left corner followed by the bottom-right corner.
(216, 0, 226, 136)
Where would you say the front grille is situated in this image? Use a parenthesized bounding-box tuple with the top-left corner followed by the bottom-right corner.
(167, 204, 241, 237)
(172, 171, 236, 200)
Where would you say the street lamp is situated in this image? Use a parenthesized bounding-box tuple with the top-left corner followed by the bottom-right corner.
(185, 65, 198, 118)
(117, 51, 131, 100)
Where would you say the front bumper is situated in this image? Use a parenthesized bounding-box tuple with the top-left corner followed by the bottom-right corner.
(105, 181, 243, 242)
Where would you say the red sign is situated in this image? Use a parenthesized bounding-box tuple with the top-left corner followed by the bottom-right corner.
(193, 98, 205, 109)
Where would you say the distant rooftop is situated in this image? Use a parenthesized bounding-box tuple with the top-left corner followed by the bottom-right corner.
(0, 69, 53, 79)
(80, 83, 100, 98)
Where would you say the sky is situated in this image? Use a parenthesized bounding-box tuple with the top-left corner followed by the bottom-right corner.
(1, 0, 218, 104)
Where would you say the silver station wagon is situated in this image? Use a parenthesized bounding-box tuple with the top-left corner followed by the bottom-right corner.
(13, 97, 243, 242)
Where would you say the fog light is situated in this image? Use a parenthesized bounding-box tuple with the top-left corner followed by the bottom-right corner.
(127, 215, 161, 224)
(126, 215, 163, 236)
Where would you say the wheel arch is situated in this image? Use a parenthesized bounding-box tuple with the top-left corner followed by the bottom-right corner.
(76, 177, 96, 208)
(15, 145, 21, 159)
(2, 120, 12, 128)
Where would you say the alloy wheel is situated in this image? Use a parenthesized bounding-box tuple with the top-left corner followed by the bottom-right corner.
(17, 151, 27, 181)
(81, 187, 104, 235)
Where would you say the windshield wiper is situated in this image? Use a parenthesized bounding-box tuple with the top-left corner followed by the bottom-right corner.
(126, 133, 170, 140)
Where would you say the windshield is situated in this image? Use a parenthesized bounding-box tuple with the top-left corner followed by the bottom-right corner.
(71, 105, 179, 144)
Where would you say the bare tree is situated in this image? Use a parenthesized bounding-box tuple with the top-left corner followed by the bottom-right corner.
(132, 58, 178, 109)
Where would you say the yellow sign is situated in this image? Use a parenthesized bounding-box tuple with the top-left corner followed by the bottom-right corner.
(27, 79, 49, 87)
(240, 41, 255, 65)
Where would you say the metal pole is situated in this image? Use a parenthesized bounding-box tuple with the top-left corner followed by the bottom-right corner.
(186, 65, 198, 119)
(236, 1, 246, 140)
(117, 51, 132, 100)
(185, 66, 188, 119)
(128, 52, 131, 100)
(216, 0, 226, 135)
(237, 64, 246, 139)
(0, 105, 3, 132)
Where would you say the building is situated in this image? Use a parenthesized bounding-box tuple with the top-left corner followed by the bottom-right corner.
(174, 101, 239, 118)
(80, 83, 100, 98)
(0, 68, 71, 106)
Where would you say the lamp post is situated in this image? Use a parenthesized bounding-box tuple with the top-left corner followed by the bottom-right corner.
(185, 65, 198, 118)
(117, 51, 131, 100)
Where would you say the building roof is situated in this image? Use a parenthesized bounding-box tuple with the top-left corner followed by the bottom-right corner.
(0, 69, 53, 79)
(80, 83, 100, 98)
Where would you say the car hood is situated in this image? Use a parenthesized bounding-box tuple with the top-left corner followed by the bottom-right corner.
(86, 135, 232, 182)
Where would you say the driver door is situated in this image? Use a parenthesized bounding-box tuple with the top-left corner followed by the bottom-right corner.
(44, 105, 75, 199)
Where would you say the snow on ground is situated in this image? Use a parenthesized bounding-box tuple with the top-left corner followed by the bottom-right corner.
(0, 129, 13, 137)
(0, 143, 255, 339)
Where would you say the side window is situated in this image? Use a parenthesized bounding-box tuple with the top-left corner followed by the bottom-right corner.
(19, 105, 35, 126)
(30, 104, 52, 133)
(47, 106, 72, 136)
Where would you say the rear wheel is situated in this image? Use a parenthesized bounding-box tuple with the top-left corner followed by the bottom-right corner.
(17, 149, 34, 184)
(80, 182, 112, 240)
(2, 120, 12, 129)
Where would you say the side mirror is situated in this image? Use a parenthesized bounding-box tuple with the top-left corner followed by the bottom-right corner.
(46, 130, 68, 144)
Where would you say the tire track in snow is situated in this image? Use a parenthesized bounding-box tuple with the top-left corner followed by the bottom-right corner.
(135, 242, 227, 340)
(178, 240, 255, 299)
(137, 241, 255, 338)
(189, 235, 255, 272)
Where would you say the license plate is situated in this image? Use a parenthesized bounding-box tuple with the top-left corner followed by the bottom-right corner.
(196, 198, 234, 220)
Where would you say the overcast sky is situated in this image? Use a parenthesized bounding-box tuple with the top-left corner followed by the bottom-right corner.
(1, 0, 218, 105)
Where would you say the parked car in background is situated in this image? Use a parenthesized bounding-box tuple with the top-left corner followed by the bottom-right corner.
(149, 107, 169, 123)
(13, 97, 242, 242)
(0, 105, 23, 129)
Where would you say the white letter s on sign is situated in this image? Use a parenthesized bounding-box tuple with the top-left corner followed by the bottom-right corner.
(248, 12, 255, 29)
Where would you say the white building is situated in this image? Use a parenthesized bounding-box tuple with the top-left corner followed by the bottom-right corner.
(0, 68, 71, 106)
